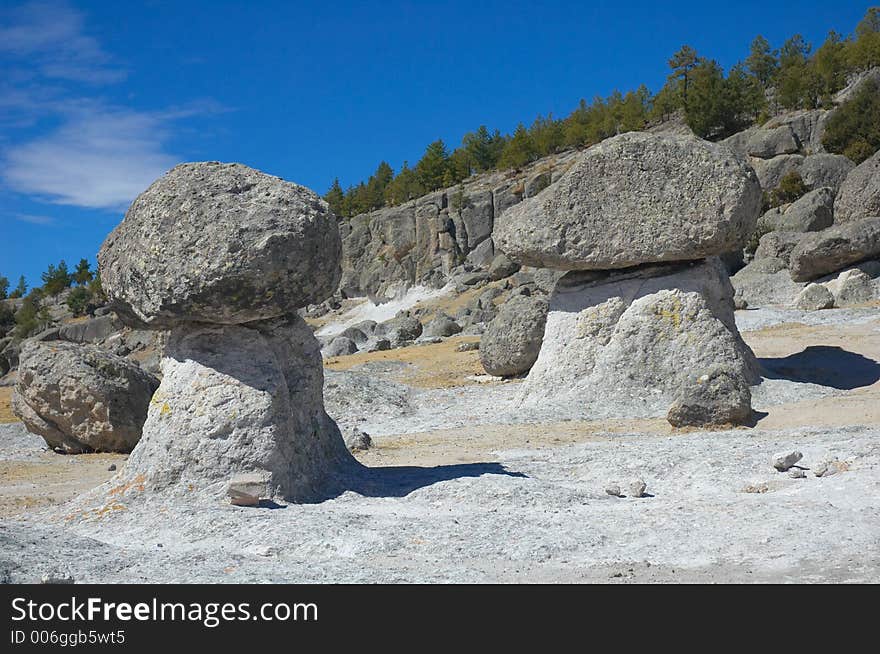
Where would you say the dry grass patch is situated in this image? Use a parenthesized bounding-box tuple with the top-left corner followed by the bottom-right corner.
(0, 452, 125, 518)
(0, 387, 16, 423)
(324, 336, 484, 388)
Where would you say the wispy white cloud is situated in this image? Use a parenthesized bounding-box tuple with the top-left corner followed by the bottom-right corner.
(0, 0, 124, 83)
(13, 213, 55, 225)
(4, 107, 179, 210)
(0, 2, 226, 211)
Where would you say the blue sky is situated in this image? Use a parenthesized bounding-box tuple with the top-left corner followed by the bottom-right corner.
(0, 0, 873, 289)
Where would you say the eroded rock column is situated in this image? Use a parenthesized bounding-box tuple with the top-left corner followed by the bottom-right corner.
(98, 162, 355, 501)
(495, 132, 764, 426)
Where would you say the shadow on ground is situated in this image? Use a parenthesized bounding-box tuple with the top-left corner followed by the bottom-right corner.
(760, 346, 880, 390)
(346, 462, 528, 498)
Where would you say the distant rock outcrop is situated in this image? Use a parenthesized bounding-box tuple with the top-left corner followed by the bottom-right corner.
(834, 150, 880, 224)
(789, 218, 880, 281)
(336, 151, 580, 299)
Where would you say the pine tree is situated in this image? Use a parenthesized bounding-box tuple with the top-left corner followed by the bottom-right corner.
(745, 36, 778, 90)
(447, 148, 472, 182)
(415, 140, 450, 191)
(776, 35, 813, 109)
(384, 162, 423, 206)
(41, 260, 72, 296)
(462, 126, 495, 172)
(813, 31, 848, 104)
(847, 7, 880, 70)
(728, 62, 766, 122)
(73, 258, 93, 286)
(324, 178, 345, 217)
(498, 124, 536, 169)
(616, 87, 650, 133)
(0, 276, 8, 300)
(365, 161, 394, 209)
(822, 78, 880, 162)
(649, 82, 681, 122)
(683, 59, 727, 137)
(668, 45, 701, 108)
(9, 276, 26, 299)
(528, 114, 564, 156)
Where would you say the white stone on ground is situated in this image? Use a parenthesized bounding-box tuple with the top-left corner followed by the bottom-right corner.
(773, 451, 804, 472)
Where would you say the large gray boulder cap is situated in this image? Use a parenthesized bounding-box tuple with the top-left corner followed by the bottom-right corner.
(495, 132, 762, 270)
(99, 162, 342, 327)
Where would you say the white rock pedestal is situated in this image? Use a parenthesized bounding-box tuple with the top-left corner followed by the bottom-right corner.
(122, 315, 356, 503)
(519, 258, 760, 422)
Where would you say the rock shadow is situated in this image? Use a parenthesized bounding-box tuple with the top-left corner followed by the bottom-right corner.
(760, 346, 880, 390)
(311, 462, 528, 502)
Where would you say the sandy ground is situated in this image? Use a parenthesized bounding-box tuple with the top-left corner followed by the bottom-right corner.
(1, 307, 879, 583)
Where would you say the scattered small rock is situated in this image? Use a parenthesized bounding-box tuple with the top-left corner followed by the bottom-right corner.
(107, 463, 117, 471)
(422, 313, 462, 338)
(367, 339, 392, 352)
(627, 479, 647, 498)
(226, 472, 269, 507)
(344, 428, 372, 452)
(794, 283, 834, 311)
(789, 468, 806, 479)
(814, 458, 848, 477)
(605, 484, 622, 497)
(40, 572, 74, 584)
(772, 451, 803, 472)
(456, 341, 480, 352)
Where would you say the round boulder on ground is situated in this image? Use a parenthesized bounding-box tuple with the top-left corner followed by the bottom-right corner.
(12, 340, 160, 453)
(495, 132, 762, 270)
(777, 187, 835, 232)
(98, 162, 342, 327)
(753, 232, 805, 265)
(423, 313, 462, 338)
(379, 312, 423, 346)
(480, 295, 548, 377)
(667, 368, 753, 428)
(793, 283, 835, 311)
(824, 269, 876, 306)
(488, 253, 520, 280)
(323, 336, 358, 358)
(746, 124, 800, 158)
(799, 153, 854, 194)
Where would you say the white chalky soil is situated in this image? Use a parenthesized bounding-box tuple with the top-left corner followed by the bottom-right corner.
(1, 307, 878, 583)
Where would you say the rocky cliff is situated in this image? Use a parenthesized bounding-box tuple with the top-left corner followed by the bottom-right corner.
(337, 150, 580, 299)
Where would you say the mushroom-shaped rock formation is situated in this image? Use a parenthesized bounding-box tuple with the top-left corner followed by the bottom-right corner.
(493, 133, 762, 427)
(98, 162, 356, 502)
